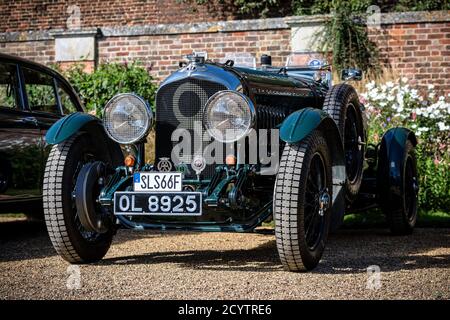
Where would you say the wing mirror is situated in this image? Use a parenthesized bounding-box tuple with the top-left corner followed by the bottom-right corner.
(341, 68, 363, 81)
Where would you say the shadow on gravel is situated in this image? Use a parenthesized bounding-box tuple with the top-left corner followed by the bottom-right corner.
(101, 229, 450, 274)
(0, 219, 215, 262)
(315, 229, 450, 274)
(100, 239, 283, 272)
(0, 219, 46, 241)
(0, 219, 55, 262)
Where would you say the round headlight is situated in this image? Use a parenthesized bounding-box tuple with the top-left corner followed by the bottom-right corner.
(103, 94, 152, 144)
(203, 91, 255, 143)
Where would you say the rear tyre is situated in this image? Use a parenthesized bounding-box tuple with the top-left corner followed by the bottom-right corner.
(384, 140, 419, 235)
(323, 84, 365, 201)
(274, 130, 333, 271)
(43, 134, 114, 263)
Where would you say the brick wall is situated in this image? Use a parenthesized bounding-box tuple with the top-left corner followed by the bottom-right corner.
(0, 11, 449, 93)
(0, 0, 236, 32)
(98, 30, 291, 80)
(0, 39, 55, 65)
(370, 22, 450, 90)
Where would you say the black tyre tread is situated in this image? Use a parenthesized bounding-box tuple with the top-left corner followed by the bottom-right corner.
(323, 83, 363, 200)
(323, 84, 358, 132)
(43, 136, 83, 263)
(275, 142, 307, 271)
(274, 132, 330, 272)
(387, 140, 417, 235)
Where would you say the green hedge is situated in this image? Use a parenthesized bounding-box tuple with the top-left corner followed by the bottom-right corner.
(64, 61, 157, 116)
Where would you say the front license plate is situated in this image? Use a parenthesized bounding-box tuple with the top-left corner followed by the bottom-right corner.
(114, 192, 202, 216)
(133, 172, 182, 192)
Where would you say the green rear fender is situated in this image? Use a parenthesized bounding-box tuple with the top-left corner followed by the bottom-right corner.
(377, 127, 418, 208)
(45, 112, 101, 145)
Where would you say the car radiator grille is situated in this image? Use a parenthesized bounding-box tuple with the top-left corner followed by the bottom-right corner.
(256, 105, 289, 129)
(155, 78, 227, 178)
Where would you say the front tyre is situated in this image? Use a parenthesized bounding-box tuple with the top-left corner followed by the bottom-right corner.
(43, 134, 114, 263)
(274, 130, 333, 271)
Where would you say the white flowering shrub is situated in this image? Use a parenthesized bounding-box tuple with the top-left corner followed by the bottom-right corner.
(361, 79, 450, 211)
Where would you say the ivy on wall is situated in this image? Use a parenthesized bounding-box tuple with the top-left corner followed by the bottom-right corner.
(318, 0, 380, 75)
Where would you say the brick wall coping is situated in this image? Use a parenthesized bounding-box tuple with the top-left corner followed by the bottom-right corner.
(286, 10, 450, 26)
(1, 10, 449, 43)
(0, 18, 287, 42)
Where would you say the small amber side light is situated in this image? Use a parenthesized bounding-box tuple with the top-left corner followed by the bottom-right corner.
(124, 155, 136, 167)
(225, 155, 236, 166)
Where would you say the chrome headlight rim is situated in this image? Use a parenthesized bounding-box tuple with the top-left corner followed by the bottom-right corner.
(203, 90, 256, 143)
(103, 93, 153, 145)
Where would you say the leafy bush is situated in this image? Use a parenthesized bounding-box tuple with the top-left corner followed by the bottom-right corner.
(64, 61, 157, 116)
(390, 0, 450, 12)
(417, 152, 450, 211)
(361, 79, 450, 211)
(191, 0, 450, 18)
(293, 0, 371, 15)
(293, 0, 448, 16)
(233, 0, 281, 17)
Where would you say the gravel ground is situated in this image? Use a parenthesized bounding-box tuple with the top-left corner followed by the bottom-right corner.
(0, 218, 448, 300)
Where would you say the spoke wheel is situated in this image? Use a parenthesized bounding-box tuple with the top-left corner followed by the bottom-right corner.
(304, 153, 327, 250)
(344, 104, 362, 183)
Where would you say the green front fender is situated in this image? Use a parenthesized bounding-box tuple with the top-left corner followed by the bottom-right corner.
(280, 107, 331, 143)
(46, 112, 101, 145)
(279, 107, 347, 231)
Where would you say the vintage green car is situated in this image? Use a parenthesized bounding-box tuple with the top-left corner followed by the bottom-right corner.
(43, 53, 418, 271)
